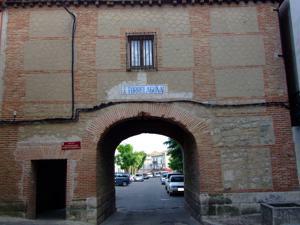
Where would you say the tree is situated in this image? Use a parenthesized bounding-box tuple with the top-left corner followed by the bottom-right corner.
(164, 138, 183, 172)
(115, 144, 147, 174)
(133, 151, 147, 171)
(115, 144, 136, 173)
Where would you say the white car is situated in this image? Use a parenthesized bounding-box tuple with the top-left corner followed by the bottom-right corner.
(134, 173, 144, 182)
(164, 172, 183, 189)
(166, 175, 184, 196)
(147, 172, 153, 178)
(160, 173, 168, 185)
(154, 172, 161, 177)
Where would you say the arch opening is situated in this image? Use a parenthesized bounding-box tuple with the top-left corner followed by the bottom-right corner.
(96, 116, 201, 224)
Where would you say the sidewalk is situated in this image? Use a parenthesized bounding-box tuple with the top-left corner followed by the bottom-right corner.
(0, 216, 91, 225)
(202, 214, 262, 225)
(0, 214, 261, 225)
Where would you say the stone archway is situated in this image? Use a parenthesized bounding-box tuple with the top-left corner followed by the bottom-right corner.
(83, 103, 221, 224)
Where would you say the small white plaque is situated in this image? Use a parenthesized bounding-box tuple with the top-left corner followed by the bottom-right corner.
(122, 85, 167, 95)
(178, 188, 184, 192)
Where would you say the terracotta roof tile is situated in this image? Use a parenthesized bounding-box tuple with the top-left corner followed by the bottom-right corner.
(1, 0, 282, 8)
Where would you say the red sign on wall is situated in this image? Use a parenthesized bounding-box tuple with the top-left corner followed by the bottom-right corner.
(62, 141, 81, 150)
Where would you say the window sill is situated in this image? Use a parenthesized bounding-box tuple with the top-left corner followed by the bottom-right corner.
(126, 67, 157, 72)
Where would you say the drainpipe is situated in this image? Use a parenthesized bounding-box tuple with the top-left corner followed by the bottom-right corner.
(64, 6, 76, 119)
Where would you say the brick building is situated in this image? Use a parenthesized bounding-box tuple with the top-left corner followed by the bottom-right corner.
(0, 0, 299, 224)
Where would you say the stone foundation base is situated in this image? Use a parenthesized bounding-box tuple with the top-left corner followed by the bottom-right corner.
(97, 191, 116, 224)
(2, 191, 300, 224)
(0, 202, 26, 218)
(68, 197, 97, 224)
(200, 191, 300, 217)
(185, 188, 202, 222)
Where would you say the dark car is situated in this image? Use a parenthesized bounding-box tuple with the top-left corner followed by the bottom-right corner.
(115, 173, 130, 186)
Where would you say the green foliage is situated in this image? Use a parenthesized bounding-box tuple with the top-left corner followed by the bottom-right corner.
(134, 151, 147, 170)
(115, 144, 135, 172)
(115, 144, 147, 174)
(164, 138, 183, 172)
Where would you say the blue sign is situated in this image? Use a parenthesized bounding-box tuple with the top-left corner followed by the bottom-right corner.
(122, 85, 167, 95)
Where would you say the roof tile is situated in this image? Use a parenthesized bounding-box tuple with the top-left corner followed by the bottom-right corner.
(1, 0, 282, 8)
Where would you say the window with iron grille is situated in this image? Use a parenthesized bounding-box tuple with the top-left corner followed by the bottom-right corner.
(126, 33, 156, 71)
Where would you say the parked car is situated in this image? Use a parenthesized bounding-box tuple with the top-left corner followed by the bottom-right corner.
(115, 173, 130, 186)
(160, 173, 168, 185)
(165, 172, 183, 189)
(143, 173, 150, 179)
(143, 172, 153, 179)
(129, 175, 135, 182)
(134, 173, 144, 182)
(147, 172, 153, 178)
(154, 172, 161, 177)
(166, 174, 184, 195)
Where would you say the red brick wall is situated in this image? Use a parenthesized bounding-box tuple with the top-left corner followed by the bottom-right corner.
(0, 2, 299, 221)
(0, 4, 289, 118)
(0, 127, 22, 202)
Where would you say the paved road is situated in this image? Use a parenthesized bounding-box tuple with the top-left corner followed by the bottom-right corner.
(0, 178, 200, 225)
(102, 177, 200, 225)
(117, 177, 184, 211)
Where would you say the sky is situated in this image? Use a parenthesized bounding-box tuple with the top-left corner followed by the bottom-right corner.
(120, 133, 169, 154)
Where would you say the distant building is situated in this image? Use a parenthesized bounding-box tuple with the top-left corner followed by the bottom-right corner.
(141, 151, 170, 172)
(151, 151, 170, 171)
(141, 155, 153, 172)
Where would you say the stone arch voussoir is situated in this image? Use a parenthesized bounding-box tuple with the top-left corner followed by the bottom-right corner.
(85, 103, 209, 144)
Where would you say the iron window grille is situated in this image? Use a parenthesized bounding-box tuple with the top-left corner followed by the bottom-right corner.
(126, 33, 157, 71)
